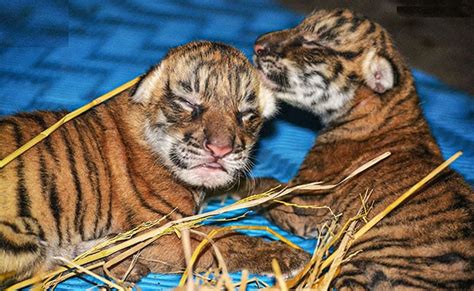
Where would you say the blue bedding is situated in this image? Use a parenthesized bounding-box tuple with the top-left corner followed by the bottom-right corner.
(1, 0, 472, 290)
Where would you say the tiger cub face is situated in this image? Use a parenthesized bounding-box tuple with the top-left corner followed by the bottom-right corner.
(132, 42, 275, 189)
(254, 9, 398, 124)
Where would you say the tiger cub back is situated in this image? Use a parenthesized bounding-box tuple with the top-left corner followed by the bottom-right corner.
(253, 9, 474, 289)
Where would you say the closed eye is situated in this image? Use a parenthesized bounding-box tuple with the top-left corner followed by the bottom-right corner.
(175, 96, 203, 119)
(237, 109, 258, 124)
(175, 97, 198, 111)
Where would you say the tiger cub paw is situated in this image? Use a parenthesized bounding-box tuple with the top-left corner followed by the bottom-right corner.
(229, 240, 311, 279)
(110, 260, 151, 283)
(274, 244, 312, 278)
(264, 202, 331, 238)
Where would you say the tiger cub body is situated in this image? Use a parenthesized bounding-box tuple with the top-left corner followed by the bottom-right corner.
(253, 9, 473, 289)
(0, 41, 308, 285)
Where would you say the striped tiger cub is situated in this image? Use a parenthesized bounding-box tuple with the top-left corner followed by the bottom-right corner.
(0, 41, 309, 286)
(252, 9, 474, 289)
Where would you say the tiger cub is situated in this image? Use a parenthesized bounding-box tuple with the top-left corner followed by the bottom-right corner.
(253, 9, 474, 289)
(0, 41, 309, 285)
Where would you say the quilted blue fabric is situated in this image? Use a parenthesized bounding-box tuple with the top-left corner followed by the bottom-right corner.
(1, 0, 473, 290)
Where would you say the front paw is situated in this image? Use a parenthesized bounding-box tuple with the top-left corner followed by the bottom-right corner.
(227, 239, 311, 278)
(264, 202, 330, 238)
(273, 243, 311, 278)
(109, 260, 151, 283)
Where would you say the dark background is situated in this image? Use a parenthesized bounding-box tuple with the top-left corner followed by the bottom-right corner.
(281, 0, 474, 95)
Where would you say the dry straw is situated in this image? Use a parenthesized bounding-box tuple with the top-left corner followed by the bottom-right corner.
(8, 151, 394, 290)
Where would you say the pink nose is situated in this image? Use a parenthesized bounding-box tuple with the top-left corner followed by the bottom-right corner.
(254, 44, 267, 56)
(205, 142, 233, 158)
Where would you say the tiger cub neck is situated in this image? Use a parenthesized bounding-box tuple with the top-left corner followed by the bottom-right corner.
(319, 73, 431, 146)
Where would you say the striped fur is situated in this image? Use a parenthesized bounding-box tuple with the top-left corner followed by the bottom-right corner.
(0, 41, 307, 286)
(253, 9, 474, 289)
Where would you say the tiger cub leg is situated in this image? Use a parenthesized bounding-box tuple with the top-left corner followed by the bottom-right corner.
(0, 217, 47, 284)
(109, 226, 310, 282)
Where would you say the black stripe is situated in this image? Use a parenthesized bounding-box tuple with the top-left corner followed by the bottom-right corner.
(384, 53, 401, 89)
(227, 70, 234, 95)
(336, 49, 362, 60)
(391, 278, 434, 289)
(335, 277, 366, 289)
(1, 119, 32, 218)
(379, 30, 388, 55)
(25, 114, 63, 244)
(331, 112, 370, 129)
(24, 216, 45, 240)
(22, 113, 57, 157)
(17, 158, 31, 218)
(0, 232, 38, 253)
(405, 273, 448, 288)
(329, 61, 343, 82)
(0, 221, 20, 233)
(93, 109, 129, 232)
(366, 21, 376, 34)
(234, 71, 241, 98)
(332, 16, 348, 30)
(193, 61, 207, 92)
(105, 190, 114, 233)
(349, 16, 365, 32)
(5, 119, 33, 218)
(72, 120, 102, 240)
(83, 111, 110, 237)
(169, 145, 189, 169)
(38, 154, 63, 244)
(319, 25, 338, 41)
(316, 24, 327, 35)
(178, 80, 192, 93)
(60, 127, 85, 240)
(105, 107, 181, 218)
(245, 92, 257, 103)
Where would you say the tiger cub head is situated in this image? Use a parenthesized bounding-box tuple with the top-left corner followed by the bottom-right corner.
(254, 9, 406, 124)
(131, 41, 276, 189)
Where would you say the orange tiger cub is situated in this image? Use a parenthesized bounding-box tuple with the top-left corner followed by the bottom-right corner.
(0, 41, 309, 286)
(253, 9, 474, 289)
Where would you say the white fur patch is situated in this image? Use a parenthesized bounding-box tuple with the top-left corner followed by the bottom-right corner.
(362, 49, 394, 94)
(271, 60, 354, 123)
(258, 83, 278, 118)
(132, 64, 163, 104)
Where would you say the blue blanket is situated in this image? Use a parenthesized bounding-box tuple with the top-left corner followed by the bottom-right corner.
(1, 0, 472, 289)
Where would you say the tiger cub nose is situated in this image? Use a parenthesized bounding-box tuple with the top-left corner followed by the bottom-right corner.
(254, 44, 270, 56)
(204, 139, 233, 158)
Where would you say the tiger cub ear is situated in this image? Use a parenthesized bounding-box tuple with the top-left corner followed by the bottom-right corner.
(131, 64, 164, 104)
(258, 84, 278, 118)
(361, 49, 394, 94)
